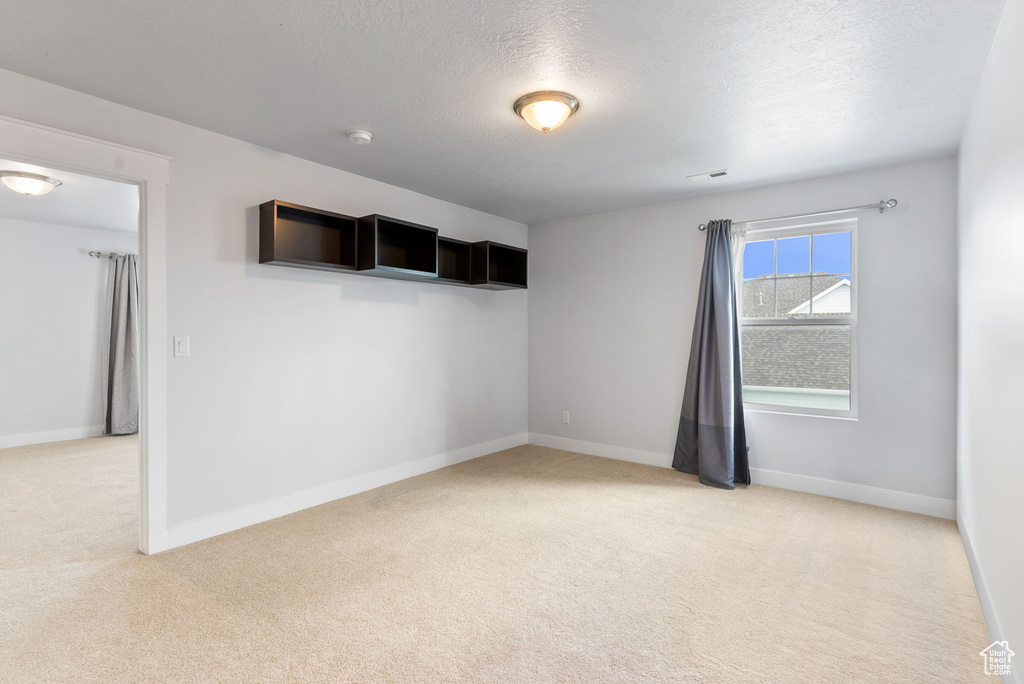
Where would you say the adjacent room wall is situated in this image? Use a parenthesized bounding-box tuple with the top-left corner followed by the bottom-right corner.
(0, 218, 137, 448)
(529, 156, 958, 512)
(0, 68, 528, 533)
(957, 0, 1023, 670)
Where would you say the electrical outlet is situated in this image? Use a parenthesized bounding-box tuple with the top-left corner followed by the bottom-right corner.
(562, 411, 570, 424)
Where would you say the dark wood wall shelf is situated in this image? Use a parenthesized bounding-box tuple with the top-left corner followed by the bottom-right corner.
(258, 201, 526, 290)
(358, 215, 439, 281)
(437, 237, 472, 285)
(471, 241, 528, 290)
(259, 200, 358, 273)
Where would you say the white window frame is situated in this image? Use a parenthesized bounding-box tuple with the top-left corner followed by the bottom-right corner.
(739, 218, 858, 419)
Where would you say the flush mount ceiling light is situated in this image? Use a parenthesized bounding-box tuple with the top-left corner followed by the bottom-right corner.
(0, 170, 62, 196)
(514, 91, 579, 133)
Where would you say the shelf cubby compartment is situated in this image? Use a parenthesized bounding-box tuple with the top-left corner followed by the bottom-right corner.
(259, 200, 358, 272)
(470, 241, 528, 290)
(437, 237, 472, 285)
(357, 215, 439, 281)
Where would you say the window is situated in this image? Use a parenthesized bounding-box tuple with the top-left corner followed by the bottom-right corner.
(740, 220, 856, 416)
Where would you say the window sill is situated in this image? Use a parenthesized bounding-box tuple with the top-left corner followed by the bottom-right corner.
(743, 406, 859, 421)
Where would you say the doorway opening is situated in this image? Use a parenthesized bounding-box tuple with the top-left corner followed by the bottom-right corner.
(0, 159, 141, 553)
(0, 114, 170, 554)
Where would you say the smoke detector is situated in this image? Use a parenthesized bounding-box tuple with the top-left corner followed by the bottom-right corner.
(347, 129, 373, 145)
(686, 169, 728, 180)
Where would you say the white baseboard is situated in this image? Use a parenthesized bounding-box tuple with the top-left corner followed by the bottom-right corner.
(958, 507, 1019, 684)
(164, 432, 529, 551)
(528, 433, 955, 519)
(750, 467, 955, 519)
(529, 433, 672, 468)
(0, 424, 105, 450)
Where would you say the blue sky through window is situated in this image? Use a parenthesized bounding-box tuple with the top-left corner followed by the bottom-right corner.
(813, 232, 851, 274)
(744, 231, 851, 279)
(743, 241, 773, 279)
(777, 237, 810, 274)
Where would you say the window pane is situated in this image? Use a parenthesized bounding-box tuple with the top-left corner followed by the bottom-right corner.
(812, 232, 851, 275)
(741, 324, 851, 411)
(775, 276, 812, 316)
(808, 275, 852, 315)
(777, 236, 810, 275)
(743, 240, 775, 280)
(742, 278, 775, 317)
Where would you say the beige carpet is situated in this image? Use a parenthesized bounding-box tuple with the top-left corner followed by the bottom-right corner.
(1, 437, 991, 683)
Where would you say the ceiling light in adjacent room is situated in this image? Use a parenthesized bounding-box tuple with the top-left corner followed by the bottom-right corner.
(514, 91, 579, 133)
(0, 170, 62, 196)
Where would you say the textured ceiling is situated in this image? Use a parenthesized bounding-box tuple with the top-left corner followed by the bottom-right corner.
(0, 159, 139, 232)
(0, 0, 1005, 223)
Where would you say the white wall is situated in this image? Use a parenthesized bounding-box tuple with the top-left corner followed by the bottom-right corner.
(957, 0, 1023, 671)
(0, 68, 528, 530)
(0, 218, 137, 447)
(529, 156, 958, 507)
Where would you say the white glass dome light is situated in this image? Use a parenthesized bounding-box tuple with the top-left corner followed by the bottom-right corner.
(514, 91, 579, 133)
(1, 171, 62, 196)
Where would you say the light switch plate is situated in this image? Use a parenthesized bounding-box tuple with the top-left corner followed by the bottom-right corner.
(562, 411, 570, 424)
(173, 336, 190, 358)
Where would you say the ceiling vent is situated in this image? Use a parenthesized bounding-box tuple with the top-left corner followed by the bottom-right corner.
(686, 169, 728, 180)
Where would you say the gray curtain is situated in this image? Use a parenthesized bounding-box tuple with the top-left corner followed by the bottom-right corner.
(672, 220, 749, 489)
(102, 254, 140, 435)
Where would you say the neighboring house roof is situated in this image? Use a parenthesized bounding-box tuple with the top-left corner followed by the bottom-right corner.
(740, 273, 851, 391)
(742, 273, 844, 317)
(741, 324, 851, 391)
(788, 279, 851, 315)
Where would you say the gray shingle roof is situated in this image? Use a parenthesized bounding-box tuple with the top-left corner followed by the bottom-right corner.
(740, 274, 850, 391)
(741, 324, 851, 390)
(742, 273, 844, 317)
